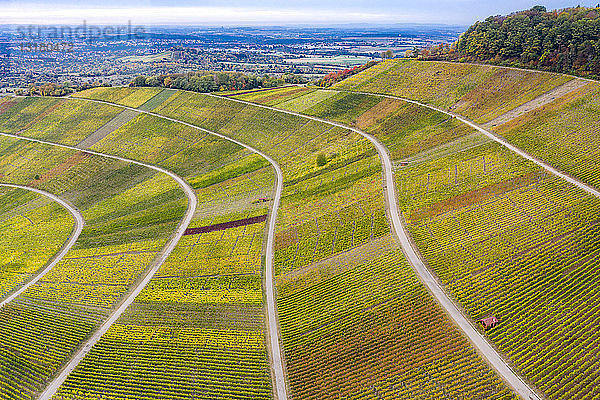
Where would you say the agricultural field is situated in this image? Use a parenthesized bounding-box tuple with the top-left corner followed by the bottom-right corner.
(333, 59, 572, 123)
(276, 239, 515, 399)
(332, 59, 600, 192)
(0, 96, 62, 133)
(71, 86, 164, 108)
(67, 87, 516, 398)
(401, 146, 600, 400)
(54, 183, 274, 400)
(242, 81, 600, 400)
(0, 134, 188, 399)
(0, 95, 278, 399)
(232, 87, 478, 163)
(0, 187, 74, 301)
(4, 54, 599, 400)
(492, 82, 600, 190)
(19, 100, 122, 146)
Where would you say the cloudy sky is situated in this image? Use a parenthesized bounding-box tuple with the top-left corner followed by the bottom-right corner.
(2, 0, 599, 25)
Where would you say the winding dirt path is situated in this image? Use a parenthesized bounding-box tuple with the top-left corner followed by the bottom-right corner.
(40, 97, 288, 400)
(350, 90, 600, 199)
(0, 184, 84, 308)
(0, 127, 198, 400)
(212, 93, 543, 400)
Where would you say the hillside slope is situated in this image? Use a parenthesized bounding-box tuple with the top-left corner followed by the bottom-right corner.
(67, 87, 518, 399)
(229, 83, 600, 400)
(333, 59, 600, 191)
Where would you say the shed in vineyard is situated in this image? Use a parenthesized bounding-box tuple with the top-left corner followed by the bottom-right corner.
(478, 316, 499, 330)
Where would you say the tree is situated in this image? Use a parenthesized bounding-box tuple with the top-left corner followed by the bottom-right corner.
(145, 77, 159, 87)
(171, 77, 187, 90)
(381, 49, 394, 59)
(131, 75, 148, 87)
(437, 5, 600, 78)
(128, 71, 297, 94)
(316, 153, 327, 167)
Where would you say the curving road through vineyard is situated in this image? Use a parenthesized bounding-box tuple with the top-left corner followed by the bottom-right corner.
(0, 128, 199, 400)
(41, 97, 289, 400)
(0, 183, 84, 309)
(212, 93, 543, 400)
(349, 90, 600, 200)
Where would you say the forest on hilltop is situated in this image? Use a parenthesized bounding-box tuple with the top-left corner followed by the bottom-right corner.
(416, 5, 600, 78)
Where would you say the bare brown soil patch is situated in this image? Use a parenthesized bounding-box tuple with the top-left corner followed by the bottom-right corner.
(32, 151, 90, 186)
(275, 225, 298, 250)
(355, 98, 401, 130)
(409, 171, 540, 222)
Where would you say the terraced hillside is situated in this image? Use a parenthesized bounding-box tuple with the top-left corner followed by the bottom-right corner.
(0, 95, 276, 400)
(331, 59, 600, 191)
(67, 88, 517, 399)
(53, 113, 276, 400)
(229, 79, 600, 400)
(0, 134, 189, 399)
(5, 66, 594, 399)
(0, 186, 74, 302)
(331, 59, 574, 122)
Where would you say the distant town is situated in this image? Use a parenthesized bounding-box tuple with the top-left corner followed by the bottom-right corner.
(0, 24, 464, 93)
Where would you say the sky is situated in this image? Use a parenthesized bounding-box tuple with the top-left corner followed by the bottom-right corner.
(1, 0, 599, 26)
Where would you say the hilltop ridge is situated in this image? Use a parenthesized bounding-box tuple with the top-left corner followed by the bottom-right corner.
(415, 5, 600, 79)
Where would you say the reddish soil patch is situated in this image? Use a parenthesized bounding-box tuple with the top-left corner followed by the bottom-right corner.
(0, 99, 17, 115)
(410, 171, 540, 222)
(275, 226, 298, 250)
(18, 100, 66, 133)
(184, 214, 267, 235)
(355, 98, 401, 130)
(32, 152, 90, 186)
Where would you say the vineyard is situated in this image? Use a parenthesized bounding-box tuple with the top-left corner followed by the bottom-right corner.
(0, 134, 188, 399)
(1, 55, 599, 400)
(70, 87, 164, 108)
(332, 59, 573, 122)
(330, 59, 600, 191)
(492, 82, 600, 190)
(17, 100, 122, 146)
(0, 186, 73, 301)
(54, 202, 274, 400)
(105, 87, 513, 398)
(232, 71, 600, 400)
(0, 95, 279, 399)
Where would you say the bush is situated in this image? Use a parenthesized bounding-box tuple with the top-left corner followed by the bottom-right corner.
(316, 153, 327, 167)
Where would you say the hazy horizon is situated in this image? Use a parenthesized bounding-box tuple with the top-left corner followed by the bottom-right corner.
(2, 0, 599, 26)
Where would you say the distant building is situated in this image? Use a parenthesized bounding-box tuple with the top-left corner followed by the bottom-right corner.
(171, 51, 184, 61)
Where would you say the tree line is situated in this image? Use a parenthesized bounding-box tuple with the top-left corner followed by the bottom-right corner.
(315, 61, 380, 87)
(130, 71, 307, 92)
(16, 82, 76, 97)
(412, 6, 600, 79)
